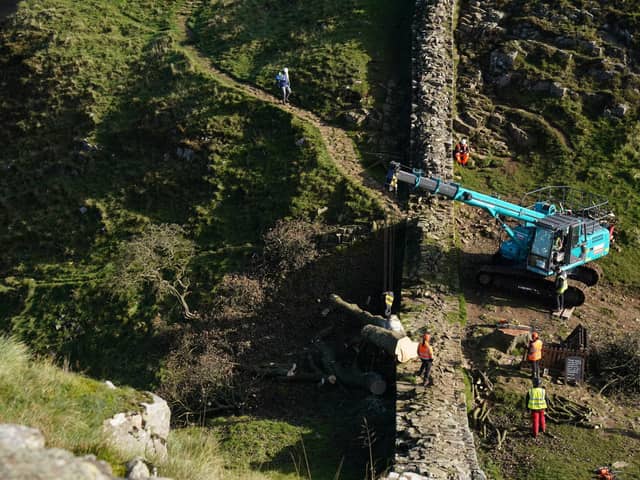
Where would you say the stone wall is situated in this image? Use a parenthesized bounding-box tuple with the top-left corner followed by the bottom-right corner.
(384, 1, 486, 479)
(410, 0, 454, 178)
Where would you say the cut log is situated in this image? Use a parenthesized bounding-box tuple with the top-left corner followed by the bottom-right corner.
(361, 324, 404, 356)
(329, 294, 387, 328)
(317, 341, 387, 395)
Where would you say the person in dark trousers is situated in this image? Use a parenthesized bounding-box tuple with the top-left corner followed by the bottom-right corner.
(417, 333, 434, 386)
(527, 331, 543, 381)
(555, 269, 568, 312)
(525, 377, 547, 438)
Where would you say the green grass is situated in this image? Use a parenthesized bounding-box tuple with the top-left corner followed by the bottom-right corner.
(0, 336, 293, 480)
(191, 0, 413, 123)
(477, 385, 640, 480)
(0, 336, 146, 475)
(206, 414, 384, 480)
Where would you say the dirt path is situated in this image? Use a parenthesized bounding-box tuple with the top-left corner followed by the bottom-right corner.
(175, 10, 403, 219)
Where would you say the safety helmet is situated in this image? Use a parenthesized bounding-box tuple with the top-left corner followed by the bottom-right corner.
(461, 139, 467, 145)
(531, 331, 539, 340)
(284, 67, 288, 73)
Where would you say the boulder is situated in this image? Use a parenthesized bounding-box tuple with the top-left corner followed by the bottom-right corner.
(342, 110, 367, 127)
(0, 424, 117, 480)
(125, 456, 150, 480)
(0, 424, 45, 451)
(490, 49, 518, 74)
(549, 82, 567, 98)
(611, 103, 629, 118)
(0, 448, 116, 480)
(103, 393, 170, 462)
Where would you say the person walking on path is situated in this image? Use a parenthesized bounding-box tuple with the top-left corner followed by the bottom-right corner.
(525, 377, 547, 438)
(275, 69, 292, 104)
(417, 333, 434, 386)
(527, 331, 543, 381)
(555, 269, 568, 313)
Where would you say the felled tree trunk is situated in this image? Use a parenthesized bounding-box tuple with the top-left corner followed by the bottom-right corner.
(329, 294, 387, 327)
(361, 324, 404, 356)
(317, 341, 386, 395)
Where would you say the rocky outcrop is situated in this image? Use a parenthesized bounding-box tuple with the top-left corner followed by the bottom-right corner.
(455, 1, 639, 159)
(0, 423, 173, 480)
(103, 393, 171, 462)
(0, 424, 117, 480)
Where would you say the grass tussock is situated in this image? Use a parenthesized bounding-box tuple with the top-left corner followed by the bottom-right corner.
(0, 336, 143, 464)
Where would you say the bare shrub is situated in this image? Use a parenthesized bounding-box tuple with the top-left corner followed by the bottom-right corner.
(158, 330, 250, 422)
(590, 333, 640, 396)
(262, 219, 320, 276)
(212, 273, 265, 319)
(112, 223, 199, 319)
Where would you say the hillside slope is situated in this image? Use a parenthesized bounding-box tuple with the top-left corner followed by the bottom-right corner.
(455, 0, 640, 286)
(0, 0, 385, 385)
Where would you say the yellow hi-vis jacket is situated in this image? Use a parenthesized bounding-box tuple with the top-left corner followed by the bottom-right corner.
(527, 387, 547, 410)
(556, 275, 568, 294)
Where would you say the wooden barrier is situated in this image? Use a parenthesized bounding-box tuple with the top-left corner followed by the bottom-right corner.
(521, 344, 587, 381)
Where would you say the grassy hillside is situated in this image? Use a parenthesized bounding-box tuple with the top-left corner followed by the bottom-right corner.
(0, 0, 383, 384)
(455, 0, 640, 286)
(0, 336, 278, 479)
(191, 0, 412, 121)
(190, 0, 414, 177)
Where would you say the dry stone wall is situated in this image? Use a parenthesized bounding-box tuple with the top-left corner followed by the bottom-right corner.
(410, 0, 454, 179)
(384, 1, 486, 479)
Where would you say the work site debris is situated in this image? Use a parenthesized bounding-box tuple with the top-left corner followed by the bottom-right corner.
(546, 394, 600, 429)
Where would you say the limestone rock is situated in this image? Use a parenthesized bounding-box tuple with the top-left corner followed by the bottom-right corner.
(0, 424, 45, 451)
(125, 456, 150, 480)
(0, 424, 117, 480)
(103, 393, 170, 462)
(489, 49, 518, 74)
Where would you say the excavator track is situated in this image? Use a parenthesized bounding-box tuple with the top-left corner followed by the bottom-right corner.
(476, 265, 586, 308)
(569, 264, 601, 287)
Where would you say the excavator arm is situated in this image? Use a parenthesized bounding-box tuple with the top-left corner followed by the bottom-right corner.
(390, 163, 545, 246)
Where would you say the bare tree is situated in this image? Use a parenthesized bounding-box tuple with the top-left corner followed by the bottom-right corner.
(113, 223, 199, 320)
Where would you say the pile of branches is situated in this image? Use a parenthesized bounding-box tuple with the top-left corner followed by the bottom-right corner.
(589, 333, 640, 396)
(546, 394, 599, 429)
(467, 369, 509, 450)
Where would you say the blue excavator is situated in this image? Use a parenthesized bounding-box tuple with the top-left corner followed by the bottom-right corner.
(387, 162, 615, 307)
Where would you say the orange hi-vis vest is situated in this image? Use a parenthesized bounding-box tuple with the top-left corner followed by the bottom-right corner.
(527, 339, 543, 362)
(418, 342, 433, 360)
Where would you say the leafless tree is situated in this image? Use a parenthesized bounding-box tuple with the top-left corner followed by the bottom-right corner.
(113, 223, 199, 320)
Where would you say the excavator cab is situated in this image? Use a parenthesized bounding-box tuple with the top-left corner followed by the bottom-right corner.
(527, 214, 610, 277)
(528, 227, 555, 273)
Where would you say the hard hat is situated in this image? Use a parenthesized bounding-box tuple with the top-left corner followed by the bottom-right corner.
(461, 139, 467, 145)
(284, 67, 288, 72)
(531, 331, 539, 340)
